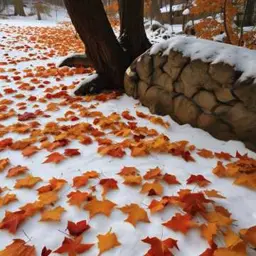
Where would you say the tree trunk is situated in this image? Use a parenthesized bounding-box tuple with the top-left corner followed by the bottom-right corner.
(244, 0, 256, 26)
(118, 0, 151, 61)
(64, 0, 129, 93)
(13, 0, 25, 16)
(151, 0, 162, 22)
(63, 0, 151, 95)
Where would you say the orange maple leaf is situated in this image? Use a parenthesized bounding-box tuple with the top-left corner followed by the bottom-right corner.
(162, 173, 181, 185)
(163, 213, 197, 234)
(186, 174, 211, 187)
(0, 239, 35, 256)
(67, 190, 91, 207)
(54, 236, 94, 256)
(43, 152, 66, 164)
(99, 178, 118, 196)
(142, 236, 179, 256)
(197, 149, 214, 158)
(119, 203, 150, 226)
(84, 198, 116, 218)
(143, 167, 162, 180)
(14, 175, 42, 189)
(0, 158, 10, 172)
(118, 166, 139, 176)
(0, 210, 26, 234)
(40, 206, 66, 222)
(22, 145, 39, 157)
(6, 165, 28, 177)
(97, 230, 121, 255)
(140, 181, 163, 196)
(0, 194, 17, 208)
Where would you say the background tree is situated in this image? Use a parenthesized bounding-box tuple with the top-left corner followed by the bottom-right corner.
(13, 0, 25, 16)
(62, 0, 151, 95)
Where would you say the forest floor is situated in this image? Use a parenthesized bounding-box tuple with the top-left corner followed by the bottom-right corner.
(0, 20, 255, 256)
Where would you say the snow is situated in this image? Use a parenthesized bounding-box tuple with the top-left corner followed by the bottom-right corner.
(182, 8, 190, 16)
(0, 5, 69, 23)
(0, 19, 256, 256)
(150, 36, 256, 82)
(160, 4, 184, 14)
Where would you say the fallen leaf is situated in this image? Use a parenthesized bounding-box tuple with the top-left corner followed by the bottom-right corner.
(54, 236, 94, 256)
(143, 167, 162, 180)
(64, 148, 81, 157)
(40, 206, 66, 222)
(0, 158, 9, 172)
(240, 225, 256, 247)
(38, 191, 59, 206)
(142, 236, 179, 256)
(215, 152, 233, 161)
(197, 149, 214, 159)
(14, 175, 42, 189)
(97, 230, 121, 255)
(43, 152, 66, 164)
(123, 175, 142, 186)
(118, 166, 139, 176)
(67, 220, 90, 237)
(41, 246, 52, 256)
(0, 194, 17, 208)
(140, 181, 163, 196)
(67, 190, 90, 207)
(73, 175, 89, 188)
(200, 223, 218, 244)
(0, 239, 35, 256)
(163, 213, 197, 234)
(22, 145, 39, 157)
(7, 165, 28, 177)
(0, 210, 26, 234)
(119, 203, 150, 226)
(212, 161, 226, 177)
(99, 178, 118, 196)
(186, 174, 211, 187)
(162, 173, 181, 185)
(84, 198, 116, 218)
(204, 190, 226, 199)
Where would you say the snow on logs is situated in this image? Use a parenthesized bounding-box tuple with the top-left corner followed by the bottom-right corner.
(124, 36, 256, 151)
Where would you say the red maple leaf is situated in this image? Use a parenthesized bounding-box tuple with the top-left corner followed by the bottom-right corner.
(67, 220, 90, 236)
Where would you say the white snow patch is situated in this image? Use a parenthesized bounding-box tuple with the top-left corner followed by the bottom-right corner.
(150, 36, 256, 82)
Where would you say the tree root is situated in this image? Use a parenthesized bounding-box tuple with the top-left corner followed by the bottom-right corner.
(74, 73, 122, 96)
(58, 53, 92, 68)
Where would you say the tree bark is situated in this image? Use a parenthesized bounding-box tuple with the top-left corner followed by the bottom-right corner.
(118, 0, 151, 61)
(13, 0, 25, 16)
(151, 0, 162, 22)
(63, 0, 151, 95)
(244, 0, 256, 26)
(64, 0, 129, 92)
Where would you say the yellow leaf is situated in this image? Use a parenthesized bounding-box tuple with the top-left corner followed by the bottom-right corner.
(40, 206, 65, 222)
(97, 230, 121, 255)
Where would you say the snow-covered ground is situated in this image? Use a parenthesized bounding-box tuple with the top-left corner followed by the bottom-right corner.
(0, 19, 255, 256)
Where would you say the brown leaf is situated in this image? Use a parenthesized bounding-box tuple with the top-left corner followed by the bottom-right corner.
(43, 152, 66, 164)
